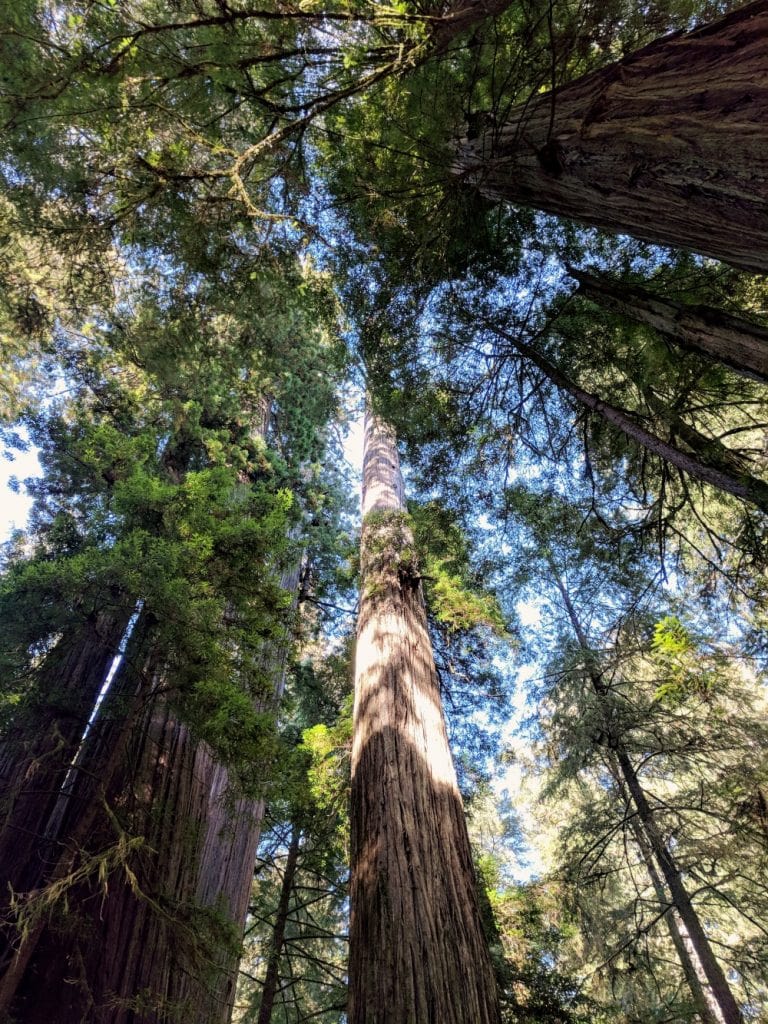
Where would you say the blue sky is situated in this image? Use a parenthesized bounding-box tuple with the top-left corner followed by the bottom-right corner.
(0, 444, 40, 540)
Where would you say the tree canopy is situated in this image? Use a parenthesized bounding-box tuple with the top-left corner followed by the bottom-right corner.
(0, 0, 766, 1021)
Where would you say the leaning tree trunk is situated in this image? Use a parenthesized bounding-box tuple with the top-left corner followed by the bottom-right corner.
(257, 824, 302, 1024)
(348, 411, 500, 1024)
(610, 765, 724, 1024)
(615, 750, 743, 1024)
(553, 575, 744, 1024)
(454, 0, 768, 273)
(570, 267, 768, 383)
(485, 319, 768, 511)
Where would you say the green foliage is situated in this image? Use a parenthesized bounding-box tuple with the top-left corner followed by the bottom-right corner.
(410, 500, 507, 635)
(1, 2, 767, 1021)
(299, 695, 353, 814)
(650, 615, 722, 706)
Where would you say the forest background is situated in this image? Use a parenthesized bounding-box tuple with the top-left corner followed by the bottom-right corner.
(0, 1, 766, 1022)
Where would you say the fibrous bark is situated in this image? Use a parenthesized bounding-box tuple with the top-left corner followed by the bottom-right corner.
(0, 608, 131, 958)
(7, 560, 299, 1024)
(455, 1, 768, 272)
(348, 411, 500, 1024)
(571, 267, 768, 383)
(0, 399, 299, 1023)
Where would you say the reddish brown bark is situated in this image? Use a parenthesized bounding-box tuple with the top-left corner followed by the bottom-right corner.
(455, 1, 768, 272)
(348, 412, 500, 1024)
(10, 692, 268, 1023)
(5, 558, 299, 1024)
(0, 635, 155, 1019)
(571, 268, 768, 383)
(0, 610, 130, 947)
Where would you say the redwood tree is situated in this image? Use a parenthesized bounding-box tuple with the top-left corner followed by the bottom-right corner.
(348, 412, 500, 1024)
(570, 267, 768, 383)
(453, 1, 768, 273)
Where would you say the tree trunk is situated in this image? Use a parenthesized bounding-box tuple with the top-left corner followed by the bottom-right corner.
(454, 1, 768, 273)
(570, 268, 768, 383)
(0, 398, 301, 1024)
(0, 608, 131, 965)
(7, 557, 299, 1024)
(0, 630, 157, 1020)
(348, 411, 500, 1024)
(9, 695, 266, 1023)
(615, 749, 743, 1024)
(257, 825, 301, 1024)
(553, 575, 743, 1024)
(485, 319, 768, 510)
(611, 765, 724, 1024)
(639, 386, 763, 491)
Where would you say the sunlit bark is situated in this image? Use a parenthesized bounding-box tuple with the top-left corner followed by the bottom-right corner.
(348, 411, 500, 1024)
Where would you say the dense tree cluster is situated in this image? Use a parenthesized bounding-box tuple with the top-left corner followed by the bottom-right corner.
(0, 0, 766, 1022)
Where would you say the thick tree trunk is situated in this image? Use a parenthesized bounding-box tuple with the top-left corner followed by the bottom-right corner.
(454, 1, 768, 272)
(0, 609, 131, 962)
(7, 560, 299, 1024)
(0, 400, 300, 1024)
(486, 319, 768, 510)
(0, 631, 156, 1019)
(348, 411, 500, 1024)
(9, 695, 268, 1023)
(554, 576, 743, 1024)
(257, 825, 301, 1024)
(570, 268, 768, 383)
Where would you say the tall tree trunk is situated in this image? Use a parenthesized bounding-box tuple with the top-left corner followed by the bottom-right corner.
(0, 624, 157, 1019)
(610, 765, 723, 1024)
(1, 404, 301, 1022)
(553, 575, 743, 1024)
(348, 411, 500, 1024)
(614, 749, 743, 1024)
(485, 319, 768, 510)
(454, 1, 768, 273)
(570, 268, 768, 383)
(257, 825, 302, 1024)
